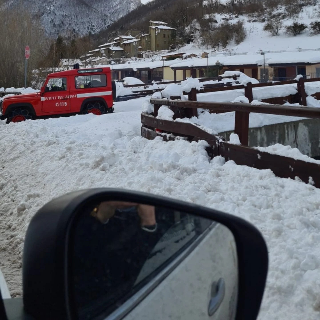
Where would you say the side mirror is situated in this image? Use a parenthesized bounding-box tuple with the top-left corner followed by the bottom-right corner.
(19, 189, 267, 320)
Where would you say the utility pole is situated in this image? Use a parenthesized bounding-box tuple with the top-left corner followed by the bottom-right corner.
(260, 51, 266, 82)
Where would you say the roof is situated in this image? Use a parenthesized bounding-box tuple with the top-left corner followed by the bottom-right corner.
(170, 54, 264, 69)
(98, 42, 116, 47)
(150, 25, 175, 30)
(97, 59, 178, 71)
(150, 20, 167, 25)
(123, 39, 138, 44)
(89, 48, 101, 53)
(266, 51, 320, 66)
(114, 35, 135, 40)
(109, 46, 124, 51)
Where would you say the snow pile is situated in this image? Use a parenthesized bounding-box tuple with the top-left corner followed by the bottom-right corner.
(157, 106, 174, 120)
(222, 71, 259, 85)
(181, 78, 202, 93)
(255, 144, 320, 164)
(115, 81, 133, 97)
(253, 84, 297, 100)
(0, 87, 37, 94)
(142, 99, 154, 114)
(161, 83, 182, 99)
(305, 81, 320, 96)
(1, 82, 320, 320)
(123, 77, 145, 85)
(228, 133, 241, 145)
(232, 96, 249, 103)
(1, 99, 320, 320)
(306, 96, 320, 108)
(197, 89, 245, 103)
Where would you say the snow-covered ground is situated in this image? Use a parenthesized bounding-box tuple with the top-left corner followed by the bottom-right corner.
(1, 97, 320, 319)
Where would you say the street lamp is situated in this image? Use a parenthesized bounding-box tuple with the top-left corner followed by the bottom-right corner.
(215, 60, 222, 76)
(203, 52, 209, 76)
(162, 57, 165, 81)
(260, 51, 266, 83)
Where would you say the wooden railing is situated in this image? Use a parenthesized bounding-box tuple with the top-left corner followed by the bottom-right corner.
(142, 79, 320, 188)
(150, 95, 320, 146)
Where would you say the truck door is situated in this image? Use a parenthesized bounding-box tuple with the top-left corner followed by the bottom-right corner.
(41, 77, 70, 114)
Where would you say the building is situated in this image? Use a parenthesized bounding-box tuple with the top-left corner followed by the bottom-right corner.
(122, 39, 139, 58)
(265, 51, 320, 81)
(82, 21, 176, 65)
(139, 34, 151, 52)
(149, 21, 176, 51)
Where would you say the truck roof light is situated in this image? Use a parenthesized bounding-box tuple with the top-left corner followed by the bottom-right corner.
(78, 68, 103, 73)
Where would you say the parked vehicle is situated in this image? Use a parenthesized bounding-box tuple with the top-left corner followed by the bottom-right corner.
(0, 189, 268, 320)
(0, 67, 115, 123)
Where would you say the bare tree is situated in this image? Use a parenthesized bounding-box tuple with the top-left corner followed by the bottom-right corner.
(0, 3, 49, 88)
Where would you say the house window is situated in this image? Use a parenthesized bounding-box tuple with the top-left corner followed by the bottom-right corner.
(163, 34, 166, 38)
(164, 41, 166, 44)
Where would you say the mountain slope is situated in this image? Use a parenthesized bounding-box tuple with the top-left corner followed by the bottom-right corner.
(0, 0, 141, 37)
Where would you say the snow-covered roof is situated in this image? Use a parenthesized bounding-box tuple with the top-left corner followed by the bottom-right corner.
(109, 46, 124, 51)
(99, 59, 177, 71)
(150, 25, 175, 30)
(266, 51, 320, 65)
(123, 39, 138, 44)
(150, 20, 167, 25)
(114, 35, 135, 40)
(89, 48, 101, 53)
(169, 53, 268, 68)
(98, 42, 116, 47)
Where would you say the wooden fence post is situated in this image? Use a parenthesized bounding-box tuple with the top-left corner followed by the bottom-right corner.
(234, 111, 249, 146)
(187, 88, 198, 118)
(244, 82, 253, 102)
(297, 78, 307, 106)
(154, 104, 160, 117)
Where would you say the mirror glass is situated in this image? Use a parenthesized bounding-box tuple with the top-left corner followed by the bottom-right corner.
(70, 200, 238, 320)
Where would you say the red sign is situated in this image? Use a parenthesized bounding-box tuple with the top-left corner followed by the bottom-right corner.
(25, 46, 30, 59)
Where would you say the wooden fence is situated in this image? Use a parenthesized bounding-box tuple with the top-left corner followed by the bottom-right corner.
(142, 78, 320, 188)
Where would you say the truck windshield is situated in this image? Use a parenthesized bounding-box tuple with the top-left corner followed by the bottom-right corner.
(46, 77, 67, 92)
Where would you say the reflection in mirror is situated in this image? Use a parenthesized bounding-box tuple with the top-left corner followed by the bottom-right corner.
(70, 201, 238, 320)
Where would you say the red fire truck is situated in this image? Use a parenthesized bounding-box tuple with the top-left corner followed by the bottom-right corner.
(0, 67, 115, 123)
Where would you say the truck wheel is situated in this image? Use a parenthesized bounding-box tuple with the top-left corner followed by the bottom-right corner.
(84, 101, 106, 115)
(7, 108, 33, 124)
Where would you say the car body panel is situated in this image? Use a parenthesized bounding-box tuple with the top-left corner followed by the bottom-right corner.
(121, 223, 238, 320)
(0, 269, 10, 299)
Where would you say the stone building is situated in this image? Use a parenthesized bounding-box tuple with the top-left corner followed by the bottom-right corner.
(149, 21, 176, 51)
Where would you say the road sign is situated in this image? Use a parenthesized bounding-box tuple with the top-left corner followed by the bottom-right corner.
(25, 46, 30, 59)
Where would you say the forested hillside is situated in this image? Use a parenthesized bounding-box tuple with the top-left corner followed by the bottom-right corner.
(0, 0, 141, 37)
(1, 0, 320, 87)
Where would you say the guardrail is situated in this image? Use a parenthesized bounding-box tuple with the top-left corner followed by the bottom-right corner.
(142, 79, 320, 188)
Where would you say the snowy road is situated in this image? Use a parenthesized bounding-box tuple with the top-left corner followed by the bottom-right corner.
(1, 97, 320, 319)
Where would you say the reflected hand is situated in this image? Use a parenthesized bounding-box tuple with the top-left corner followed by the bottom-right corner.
(91, 201, 156, 228)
